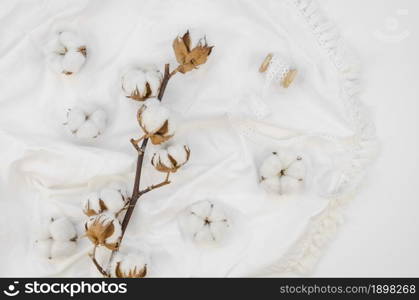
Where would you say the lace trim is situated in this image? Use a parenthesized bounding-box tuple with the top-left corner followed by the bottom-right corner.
(264, 53, 294, 88)
(252, 0, 379, 276)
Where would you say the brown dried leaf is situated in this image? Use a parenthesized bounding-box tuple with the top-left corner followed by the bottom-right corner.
(182, 31, 191, 52)
(152, 157, 175, 173)
(173, 37, 189, 65)
(173, 31, 213, 73)
(115, 262, 147, 278)
(78, 46, 87, 57)
(128, 82, 152, 101)
(149, 120, 173, 145)
(149, 133, 173, 145)
(85, 217, 119, 250)
(177, 63, 195, 74)
(190, 45, 213, 66)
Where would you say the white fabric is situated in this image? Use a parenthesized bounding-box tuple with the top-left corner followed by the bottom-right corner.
(0, 0, 376, 277)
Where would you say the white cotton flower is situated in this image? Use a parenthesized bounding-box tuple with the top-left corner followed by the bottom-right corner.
(82, 192, 103, 216)
(59, 31, 85, 50)
(34, 217, 78, 260)
(85, 213, 122, 250)
(136, 98, 175, 145)
(139, 99, 170, 133)
(179, 200, 232, 246)
(50, 241, 77, 259)
(167, 144, 189, 165)
(64, 106, 107, 140)
(46, 38, 66, 56)
(48, 217, 77, 242)
(110, 252, 148, 278)
(151, 144, 190, 173)
(34, 239, 53, 258)
(98, 186, 127, 214)
(61, 51, 86, 75)
(82, 184, 128, 217)
(45, 31, 87, 75)
(122, 67, 162, 101)
(259, 151, 306, 195)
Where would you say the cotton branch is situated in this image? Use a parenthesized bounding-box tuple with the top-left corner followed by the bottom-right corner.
(92, 64, 175, 277)
(89, 246, 110, 278)
(120, 63, 173, 238)
(89, 30, 213, 277)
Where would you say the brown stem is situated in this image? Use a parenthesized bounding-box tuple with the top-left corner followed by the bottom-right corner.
(157, 64, 173, 100)
(139, 173, 171, 196)
(96, 64, 175, 277)
(120, 138, 148, 239)
(90, 245, 110, 277)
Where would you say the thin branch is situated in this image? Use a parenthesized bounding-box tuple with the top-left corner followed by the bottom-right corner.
(98, 64, 176, 277)
(89, 245, 110, 277)
(130, 136, 146, 153)
(139, 173, 171, 196)
(121, 138, 148, 238)
(157, 64, 173, 100)
(120, 64, 173, 239)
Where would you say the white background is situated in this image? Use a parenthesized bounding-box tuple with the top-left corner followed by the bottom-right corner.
(315, 0, 419, 277)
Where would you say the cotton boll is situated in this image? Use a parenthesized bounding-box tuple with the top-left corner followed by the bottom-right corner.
(260, 154, 283, 178)
(90, 110, 107, 132)
(82, 192, 103, 216)
(122, 69, 146, 95)
(280, 176, 302, 194)
(66, 108, 86, 132)
(209, 205, 228, 222)
(46, 38, 66, 55)
(122, 67, 162, 101)
(83, 184, 127, 217)
(145, 69, 163, 95)
(75, 120, 100, 139)
(259, 151, 306, 195)
(209, 220, 230, 242)
(276, 151, 298, 167)
(151, 149, 174, 171)
(136, 99, 175, 145)
(37, 220, 54, 241)
(45, 31, 87, 75)
(64, 106, 108, 140)
(99, 188, 126, 214)
(182, 213, 204, 233)
(285, 159, 306, 180)
(85, 213, 122, 250)
(193, 225, 213, 243)
(49, 217, 77, 242)
(61, 51, 86, 75)
(189, 200, 213, 218)
(140, 99, 170, 133)
(260, 176, 281, 193)
(110, 252, 148, 278)
(59, 31, 85, 50)
(179, 200, 232, 246)
(50, 241, 77, 259)
(167, 144, 189, 165)
(152, 144, 190, 173)
(47, 53, 65, 74)
(34, 239, 52, 259)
